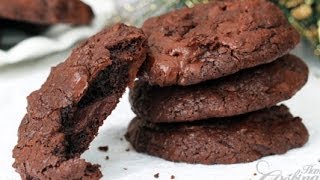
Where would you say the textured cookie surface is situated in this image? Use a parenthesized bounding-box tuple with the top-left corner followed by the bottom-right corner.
(0, 0, 93, 25)
(126, 105, 309, 164)
(130, 54, 308, 123)
(140, 0, 300, 86)
(12, 24, 147, 179)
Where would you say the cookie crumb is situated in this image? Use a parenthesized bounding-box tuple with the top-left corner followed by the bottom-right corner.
(123, 168, 128, 170)
(171, 175, 175, 179)
(125, 148, 130, 152)
(253, 173, 257, 176)
(105, 156, 109, 160)
(154, 173, 159, 178)
(98, 145, 109, 152)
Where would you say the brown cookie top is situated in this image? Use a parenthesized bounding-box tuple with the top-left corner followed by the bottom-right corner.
(130, 54, 308, 123)
(0, 0, 93, 25)
(126, 105, 309, 164)
(139, 0, 300, 86)
(12, 23, 147, 179)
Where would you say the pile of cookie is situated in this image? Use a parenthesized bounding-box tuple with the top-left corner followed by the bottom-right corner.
(126, 0, 309, 164)
(12, 0, 310, 179)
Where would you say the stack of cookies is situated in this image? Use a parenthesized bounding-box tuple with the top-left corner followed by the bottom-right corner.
(126, 0, 310, 164)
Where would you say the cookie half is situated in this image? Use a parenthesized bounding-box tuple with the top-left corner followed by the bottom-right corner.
(0, 0, 93, 25)
(130, 54, 308, 123)
(12, 24, 147, 179)
(140, 0, 300, 86)
(126, 105, 309, 164)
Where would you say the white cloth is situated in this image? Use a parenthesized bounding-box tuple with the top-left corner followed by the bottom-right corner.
(0, 0, 114, 65)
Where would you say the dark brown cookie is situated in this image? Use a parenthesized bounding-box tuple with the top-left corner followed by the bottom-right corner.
(0, 0, 93, 25)
(126, 105, 309, 164)
(12, 23, 147, 179)
(139, 0, 300, 86)
(130, 54, 308, 123)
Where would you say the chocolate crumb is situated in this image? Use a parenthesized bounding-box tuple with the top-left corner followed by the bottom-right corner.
(154, 173, 159, 178)
(98, 145, 109, 152)
(105, 156, 109, 160)
(125, 148, 130, 152)
(171, 175, 175, 179)
(123, 168, 128, 170)
(254, 173, 257, 176)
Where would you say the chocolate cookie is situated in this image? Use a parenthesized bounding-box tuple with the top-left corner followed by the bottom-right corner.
(140, 0, 300, 86)
(12, 23, 147, 179)
(0, 0, 93, 25)
(130, 55, 308, 123)
(126, 105, 309, 164)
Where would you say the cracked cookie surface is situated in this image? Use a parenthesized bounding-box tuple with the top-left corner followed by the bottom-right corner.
(12, 23, 147, 180)
(139, 0, 300, 86)
(125, 105, 309, 164)
(130, 55, 308, 123)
